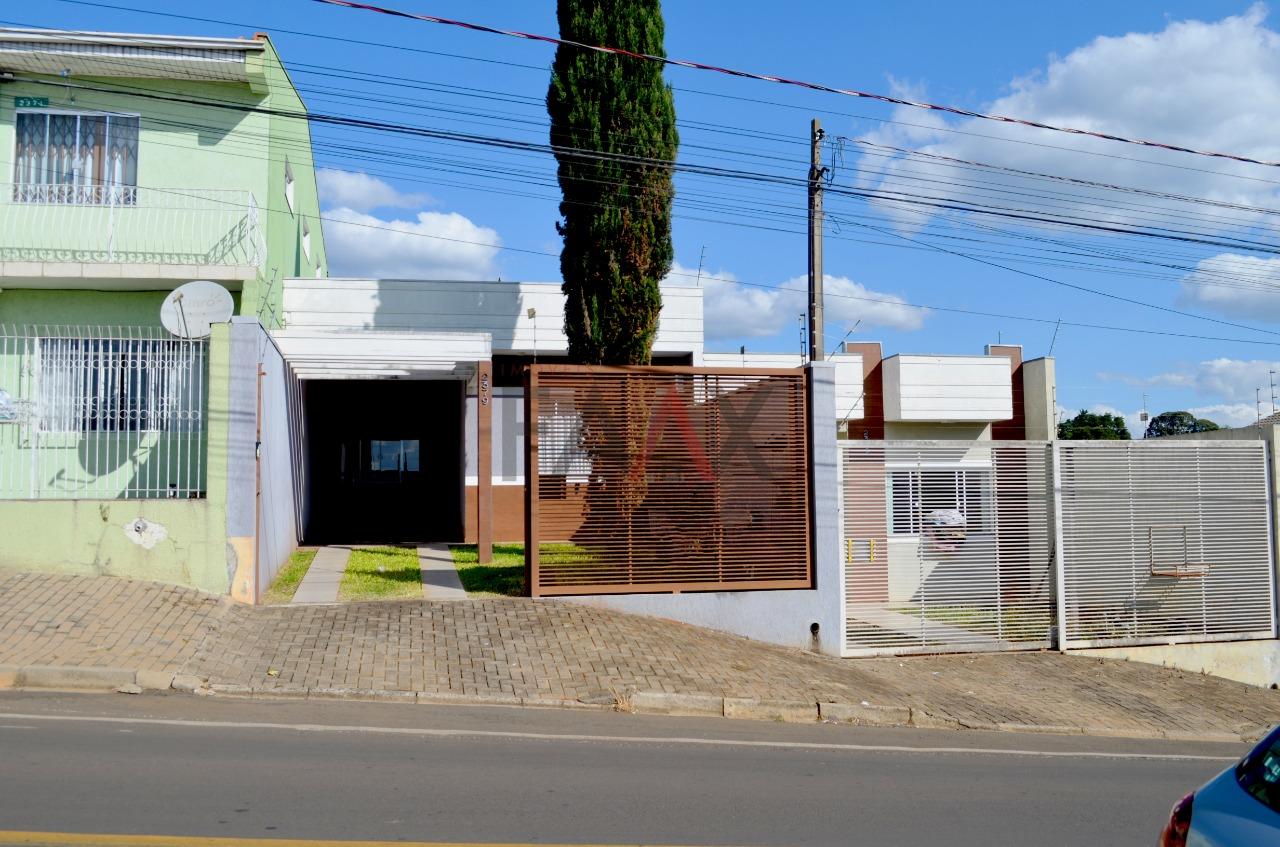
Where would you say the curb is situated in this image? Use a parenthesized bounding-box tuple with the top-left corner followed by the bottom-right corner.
(820, 700, 912, 726)
(0, 664, 173, 692)
(0, 667, 1258, 743)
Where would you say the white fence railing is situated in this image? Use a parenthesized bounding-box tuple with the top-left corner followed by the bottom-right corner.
(840, 441, 1056, 656)
(1057, 441, 1276, 648)
(838, 439, 1277, 656)
(0, 185, 265, 268)
(0, 325, 209, 500)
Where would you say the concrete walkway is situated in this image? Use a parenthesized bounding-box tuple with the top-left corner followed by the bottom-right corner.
(1, 572, 1278, 740)
(291, 546, 352, 604)
(416, 544, 467, 600)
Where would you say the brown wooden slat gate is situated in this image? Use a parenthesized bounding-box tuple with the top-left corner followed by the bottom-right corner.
(525, 365, 811, 596)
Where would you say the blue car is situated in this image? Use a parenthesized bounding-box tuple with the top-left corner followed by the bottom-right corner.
(1159, 725, 1280, 845)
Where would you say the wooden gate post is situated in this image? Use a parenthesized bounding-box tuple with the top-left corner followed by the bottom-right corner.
(524, 365, 540, 596)
(477, 359, 493, 565)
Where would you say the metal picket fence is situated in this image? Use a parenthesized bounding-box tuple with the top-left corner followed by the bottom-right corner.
(0, 325, 208, 499)
(840, 441, 1056, 656)
(839, 439, 1277, 656)
(1056, 441, 1276, 648)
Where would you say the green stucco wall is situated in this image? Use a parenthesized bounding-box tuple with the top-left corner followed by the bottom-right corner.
(0, 499, 228, 591)
(0, 321, 232, 593)
(0, 34, 327, 326)
(251, 37, 328, 326)
(0, 34, 327, 594)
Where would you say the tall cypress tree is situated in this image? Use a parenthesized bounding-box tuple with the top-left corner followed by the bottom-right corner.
(547, 0, 678, 365)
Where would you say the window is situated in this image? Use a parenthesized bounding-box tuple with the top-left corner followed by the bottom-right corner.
(37, 337, 203, 434)
(1237, 728, 1280, 817)
(301, 219, 312, 262)
(369, 439, 419, 473)
(14, 111, 139, 204)
(887, 468, 992, 536)
(284, 159, 295, 212)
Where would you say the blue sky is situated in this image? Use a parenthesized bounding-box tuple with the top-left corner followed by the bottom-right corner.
(23, 1, 1280, 433)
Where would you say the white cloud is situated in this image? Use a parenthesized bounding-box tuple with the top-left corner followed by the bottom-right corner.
(321, 207, 500, 279)
(856, 6, 1280, 233)
(663, 262, 926, 341)
(316, 169, 433, 213)
(1101, 356, 1280, 402)
(1185, 402, 1259, 428)
(1179, 253, 1280, 320)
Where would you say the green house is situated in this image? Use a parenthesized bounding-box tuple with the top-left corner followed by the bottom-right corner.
(0, 27, 326, 594)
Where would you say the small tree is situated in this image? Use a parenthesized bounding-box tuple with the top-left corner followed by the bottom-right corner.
(1058, 410, 1130, 440)
(1143, 411, 1221, 439)
(547, 0, 678, 365)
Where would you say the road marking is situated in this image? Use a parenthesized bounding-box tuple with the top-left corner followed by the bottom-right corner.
(0, 711, 1238, 762)
(0, 833, 690, 847)
(0, 725, 34, 730)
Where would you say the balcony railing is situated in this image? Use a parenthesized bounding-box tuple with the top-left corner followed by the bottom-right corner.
(0, 184, 266, 270)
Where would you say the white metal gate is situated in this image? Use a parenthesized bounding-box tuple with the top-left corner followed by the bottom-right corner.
(840, 441, 1056, 656)
(1056, 441, 1276, 648)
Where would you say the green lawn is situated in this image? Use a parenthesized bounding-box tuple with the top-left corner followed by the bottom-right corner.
(338, 546, 423, 601)
(448, 542, 601, 597)
(450, 543, 526, 597)
(262, 548, 318, 604)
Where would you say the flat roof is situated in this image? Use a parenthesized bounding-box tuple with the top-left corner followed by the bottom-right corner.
(0, 27, 264, 52)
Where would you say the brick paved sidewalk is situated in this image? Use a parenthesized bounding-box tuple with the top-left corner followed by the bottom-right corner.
(2, 572, 1278, 739)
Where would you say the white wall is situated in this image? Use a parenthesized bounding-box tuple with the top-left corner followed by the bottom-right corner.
(882, 355, 1013, 422)
(255, 327, 303, 598)
(702, 352, 864, 423)
(282, 279, 703, 359)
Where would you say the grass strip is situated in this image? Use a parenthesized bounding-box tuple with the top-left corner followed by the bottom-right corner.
(261, 548, 318, 604)
(338, 546, 423, 601)
(450, 543, 526, 597)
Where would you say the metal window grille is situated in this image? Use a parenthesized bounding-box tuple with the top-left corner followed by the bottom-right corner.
(841, 441, 1056, 656)
(526, 365, 811, 596)
(1056, 441, 1276, 648)
(13, 112, 140, 201)
(0, 325, 208, 500)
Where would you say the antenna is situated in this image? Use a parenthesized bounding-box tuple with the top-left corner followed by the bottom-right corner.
(798, 314, 806, 365)
(827, 320, 862, 360)
(1271, 370, 1276, 414)
(1140, 393, 1148, 423)
(695, 245, 706, 287)
(1048, 318, 1062, 356)
(1258, 387, 1263, 424)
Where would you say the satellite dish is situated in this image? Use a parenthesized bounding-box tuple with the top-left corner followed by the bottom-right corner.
(161, 281, 234, 339)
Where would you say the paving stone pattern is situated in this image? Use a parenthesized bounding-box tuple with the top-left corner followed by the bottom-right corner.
(1, 572, 1278, 738)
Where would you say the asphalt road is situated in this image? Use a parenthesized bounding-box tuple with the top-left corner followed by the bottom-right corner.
(0, 691, 1249, 846)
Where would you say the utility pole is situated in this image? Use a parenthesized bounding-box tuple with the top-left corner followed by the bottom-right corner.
(1270, 369, 1276, 414)
(807, 118, 826, 362)
(1258, 387, 1263, 423)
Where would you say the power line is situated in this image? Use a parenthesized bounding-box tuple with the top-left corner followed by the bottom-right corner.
(20, 72, 1280, 262)
(14, 48, 1280, 299)
(17, 70, 1280, 324)
(308, 0, 1280, 170)
(14, 40, 1280, 335)
(827, 213, 1280, 338)
(39, 1, 1280, 192)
